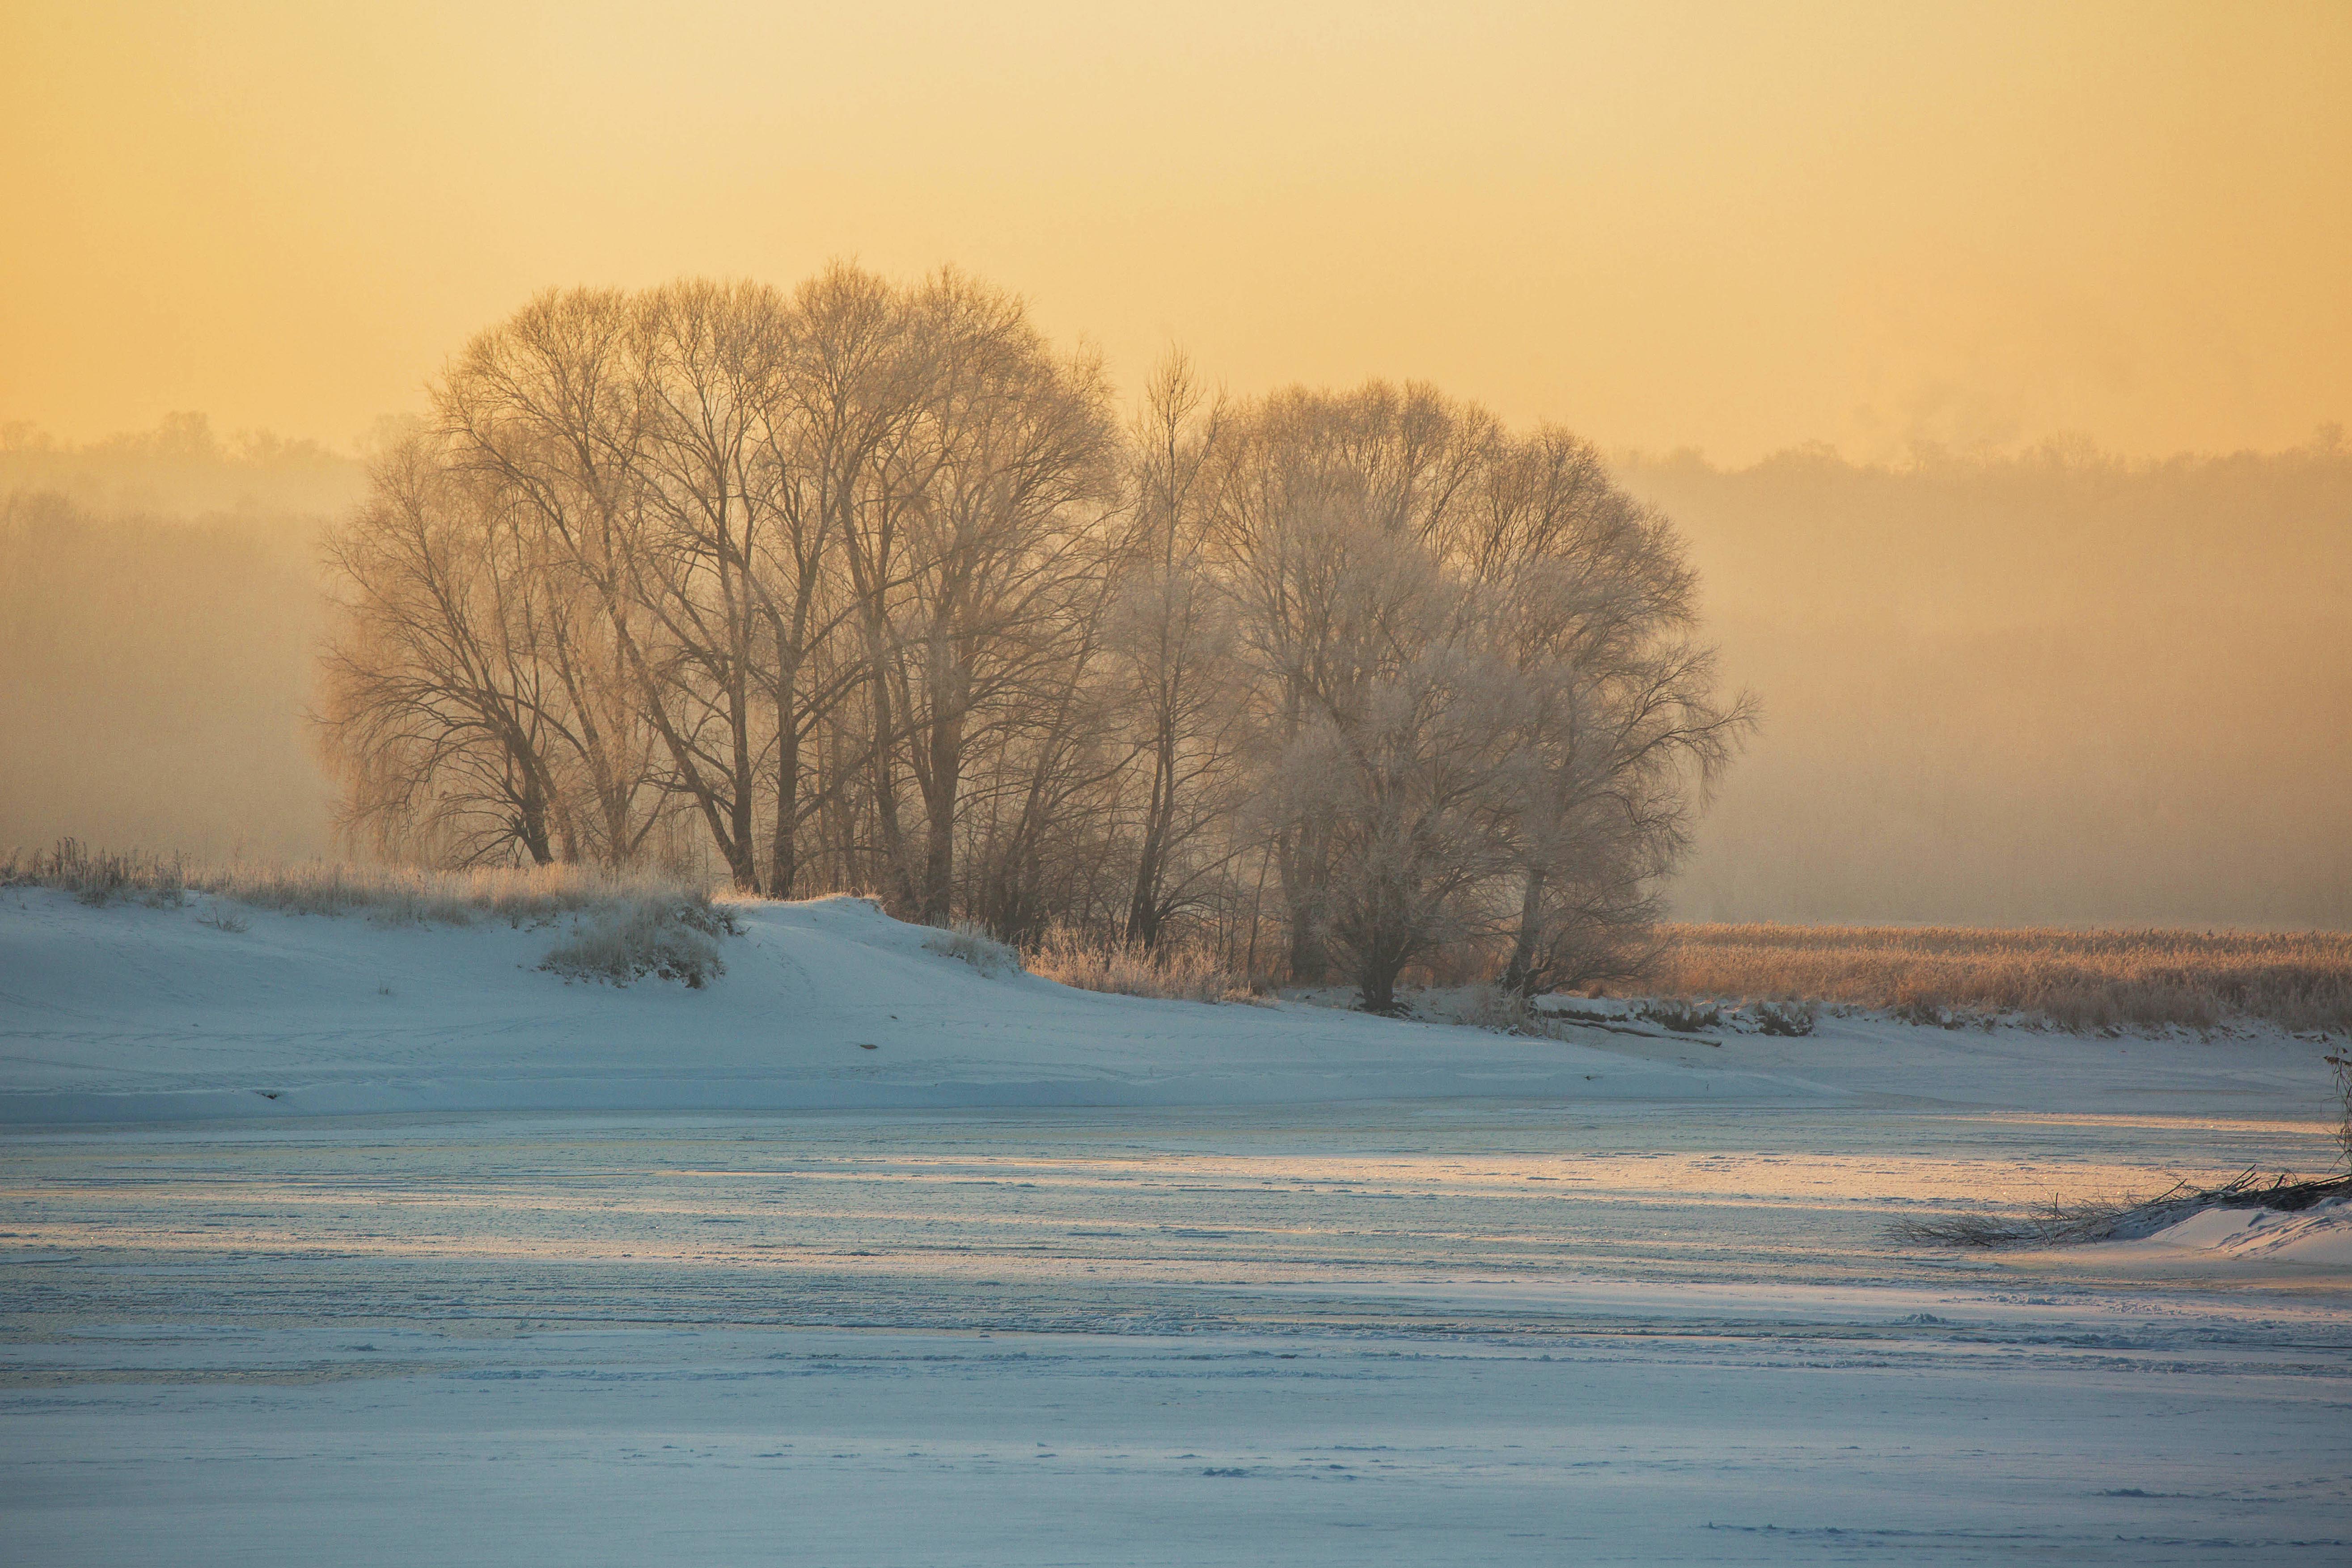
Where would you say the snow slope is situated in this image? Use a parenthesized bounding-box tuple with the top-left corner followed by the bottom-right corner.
(0, 890, 1773, 1122)
(0, 887, 2334, 1123)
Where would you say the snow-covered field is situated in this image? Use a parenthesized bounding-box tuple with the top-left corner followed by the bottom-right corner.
(3, 889, 2348, 1562)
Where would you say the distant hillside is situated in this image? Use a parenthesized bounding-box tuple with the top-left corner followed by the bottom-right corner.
(1617, 438, 2352, 927)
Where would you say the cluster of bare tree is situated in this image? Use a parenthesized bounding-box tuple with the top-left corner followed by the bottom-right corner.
(320, 266, 1747, 1007)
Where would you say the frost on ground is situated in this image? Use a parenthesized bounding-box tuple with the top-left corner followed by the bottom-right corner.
(2, 890, 2348, 1564)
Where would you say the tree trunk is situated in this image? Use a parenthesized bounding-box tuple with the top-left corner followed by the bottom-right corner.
(1124, 719, 1176, 948)
(770, 685, 800, 900)
(515, 769, 555, 866)
(1502, 865, 1546, 996)
(864, 648, 919, 915)
(919, 707, 963, 926)
(1278, 816, 1332, 984)
(1356, 938, 1406, 1014)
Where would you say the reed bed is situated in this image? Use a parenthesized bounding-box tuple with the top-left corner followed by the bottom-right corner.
(1634, 922, 2352, 1035)
(1023, 927, 1259, 1004)
(3, 838, 717, 926)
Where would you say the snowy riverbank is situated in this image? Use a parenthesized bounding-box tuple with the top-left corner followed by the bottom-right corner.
(1, 887, 2336, 1125)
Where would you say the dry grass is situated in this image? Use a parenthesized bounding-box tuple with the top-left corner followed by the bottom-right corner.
(1632, 923, 2352, 1035)
(3, 838, 718, 926)
(1024, 928, 1258, 1004)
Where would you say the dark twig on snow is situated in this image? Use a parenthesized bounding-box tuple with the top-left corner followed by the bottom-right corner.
(1889, 1167, 2352, 1249)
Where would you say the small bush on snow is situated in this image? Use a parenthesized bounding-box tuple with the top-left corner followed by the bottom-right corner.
(924, 922, 1024, 978)
(540, 898, 740, 989)
(1456, 985, 1543, 1035)
(1639, 999, 1722, 1033)
(1751, 998, 1817, 1036)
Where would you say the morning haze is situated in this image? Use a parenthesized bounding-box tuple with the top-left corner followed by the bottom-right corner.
(2, 0, 2347, 929)
(6, 415, 2345, 928)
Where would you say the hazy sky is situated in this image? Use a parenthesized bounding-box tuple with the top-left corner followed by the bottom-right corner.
(5, 0, 2348, 463)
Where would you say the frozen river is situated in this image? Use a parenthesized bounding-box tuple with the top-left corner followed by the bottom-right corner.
(4, 1101, 2348, 1564)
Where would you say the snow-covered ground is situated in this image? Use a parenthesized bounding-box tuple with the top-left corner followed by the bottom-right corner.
(3, 889, 2348, 1562)
(1, 888, 2334, 1123)
(1, 890, 1795, 1121)
(2088, 1195, 2352, 1270)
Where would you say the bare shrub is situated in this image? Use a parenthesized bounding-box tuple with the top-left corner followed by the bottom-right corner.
(1891, 997, 1957, 1029)
(194, 909, 249, 934)
(924, 922, 1025, 978)
(1751, 998, 1817, 1036)
(1639, 999, 1721, 1033)
(1635, 923, 2352, 1035)
(1023, 927, 1252, 1003)
(1456, 985, 1538, 1034)
(1426, 985, 1594, 1036)
(539, 899, 738, 988)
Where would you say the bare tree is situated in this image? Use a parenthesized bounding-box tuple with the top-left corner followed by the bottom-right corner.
(870, 271, 1118, 923)
(1109, 351, 1245, 950)
(1459, 430, 1754, 995)
(1207, 383, 1490, 983)
(433, 288, 770, 878)
(626, 279, 784, 890)
(1303, 632, 1530, 1013)
(320, 430, 662, 867)
(758, 263, 926, 897)
(321, 266, 1748, 1000)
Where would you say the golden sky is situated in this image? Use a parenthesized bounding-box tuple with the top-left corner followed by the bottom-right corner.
(4, 0, 2348, 462)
